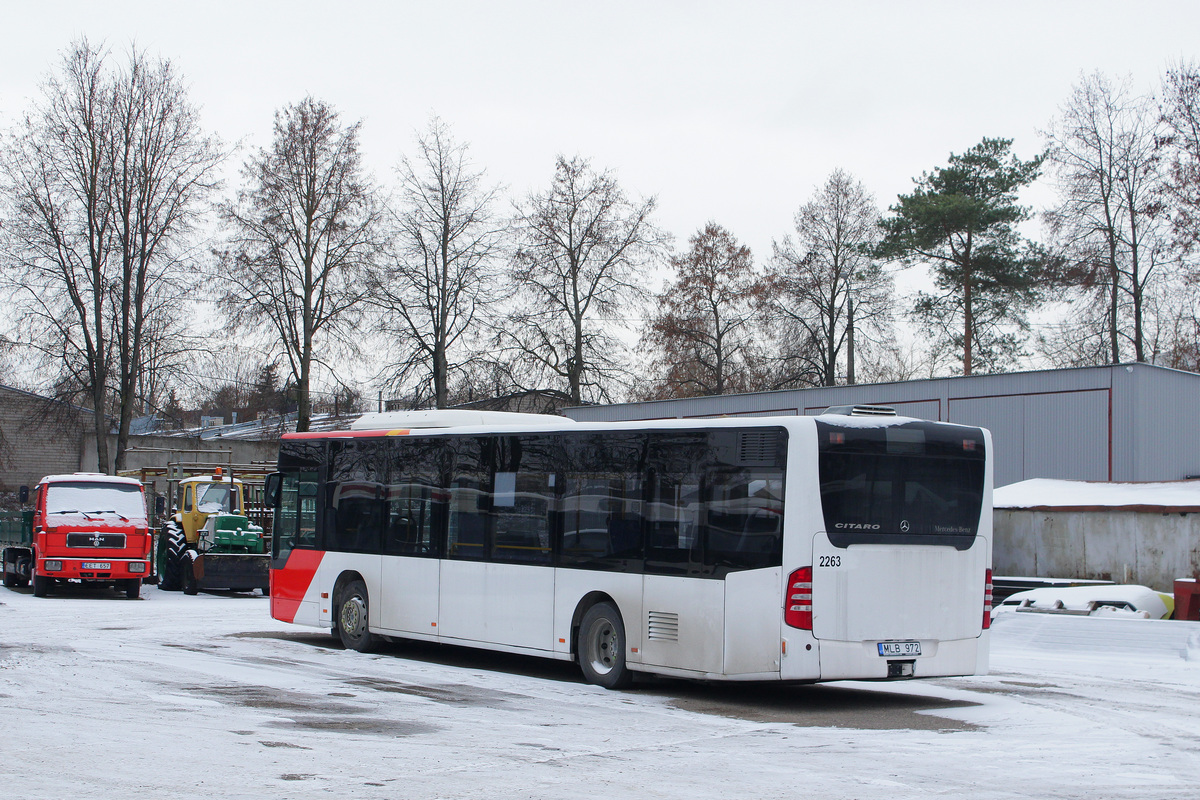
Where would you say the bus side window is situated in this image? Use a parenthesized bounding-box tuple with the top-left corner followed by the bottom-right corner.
(491, 470, 554, 564)
(701, 470, 784, 572)
(325, 440, 385, 553)
(448, 478, 488, 559)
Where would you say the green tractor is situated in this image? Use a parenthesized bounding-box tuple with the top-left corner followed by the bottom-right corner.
(157, 469, 269, 595)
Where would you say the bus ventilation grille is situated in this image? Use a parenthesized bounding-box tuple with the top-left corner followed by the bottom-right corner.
(647, 611, 680, 641)
(737, 431, 779, 466)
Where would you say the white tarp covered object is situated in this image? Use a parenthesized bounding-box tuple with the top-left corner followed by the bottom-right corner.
(993, 584, 1173, 620)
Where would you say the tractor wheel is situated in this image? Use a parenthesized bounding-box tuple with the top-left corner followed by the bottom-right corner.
(182, 553, 199, 596)
(159, 525, 185, 592)
(124, 578, 141, 600)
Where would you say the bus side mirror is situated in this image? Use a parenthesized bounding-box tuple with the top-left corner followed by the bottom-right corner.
(19, 485, 28, 505)
(264, 473, 282, 508)
(154, 495, 166, 517)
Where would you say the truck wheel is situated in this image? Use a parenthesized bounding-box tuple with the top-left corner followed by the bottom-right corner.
(32, 573, 50, 598)
(158, 526, 184, 591)
(124, 578, 141, 600)
(336, 579, 376, 652)
(578, 602, 633, 689)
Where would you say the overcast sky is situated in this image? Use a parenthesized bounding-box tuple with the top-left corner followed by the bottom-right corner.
(2, 1, 1199, 393)
(5, 1, 1197, 265)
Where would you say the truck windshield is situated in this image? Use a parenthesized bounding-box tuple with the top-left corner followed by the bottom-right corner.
(46, 482, 146, 521)
(196, 483, 239, 513)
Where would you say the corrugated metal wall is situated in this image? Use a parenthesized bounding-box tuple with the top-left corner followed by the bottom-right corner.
(564, 364, 1200, 486)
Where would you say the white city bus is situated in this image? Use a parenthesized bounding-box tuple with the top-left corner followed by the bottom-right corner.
(266, 408, 992, 688)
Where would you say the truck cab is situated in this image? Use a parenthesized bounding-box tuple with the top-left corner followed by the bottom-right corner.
(13, 474, 151, 598)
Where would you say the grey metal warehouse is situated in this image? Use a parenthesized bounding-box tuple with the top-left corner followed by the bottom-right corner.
(563, 363, 1200, 487)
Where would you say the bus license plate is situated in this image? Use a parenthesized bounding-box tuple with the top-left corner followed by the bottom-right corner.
(82, 562, 111, 569)
(878, 641, 921, 657)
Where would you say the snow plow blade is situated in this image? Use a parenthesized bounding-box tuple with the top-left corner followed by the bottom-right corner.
(193, 553, 269, 592)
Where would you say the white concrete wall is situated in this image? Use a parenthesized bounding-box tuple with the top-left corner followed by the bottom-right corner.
(994, 509, 1200, 592)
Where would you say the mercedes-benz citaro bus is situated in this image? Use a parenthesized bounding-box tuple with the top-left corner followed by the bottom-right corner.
(266, 407, 992, 688)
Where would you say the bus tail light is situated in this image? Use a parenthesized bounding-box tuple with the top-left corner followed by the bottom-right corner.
(785, 567, 813, 630)
(983, 568, 993, 629)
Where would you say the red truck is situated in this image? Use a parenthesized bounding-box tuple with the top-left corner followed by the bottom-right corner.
(0, 473, 152, 599)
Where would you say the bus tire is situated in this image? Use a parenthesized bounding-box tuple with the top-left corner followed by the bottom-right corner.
(578, 602, 632, 689)
(336, 579, 376, 653)
(32, 573, 50, 598)
(124, 578, 141, 599)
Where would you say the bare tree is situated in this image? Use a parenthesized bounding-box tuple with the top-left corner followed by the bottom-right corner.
(1161, 60, 1200, 258)
(369, 117, 504, 409)
(136, 303, 194, 419)
(221, 98, 383, 432)
(761, 170, 892, 387)
(106, 50, 223, 465)
(1043, 72, 1167, 364)
(640, 223, 762, 398)
(0, 40, 221, 471)
(503, 156, 667, 405)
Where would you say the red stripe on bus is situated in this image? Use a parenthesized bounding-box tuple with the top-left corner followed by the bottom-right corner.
(282, 429, 410, 440)
(270, 549, 325, 623)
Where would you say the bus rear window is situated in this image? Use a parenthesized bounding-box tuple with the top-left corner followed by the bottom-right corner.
(816, 421, 984, 549)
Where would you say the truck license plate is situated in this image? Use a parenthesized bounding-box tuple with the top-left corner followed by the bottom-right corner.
(82, 562, 111, 569)
(878, 641, 921, 657)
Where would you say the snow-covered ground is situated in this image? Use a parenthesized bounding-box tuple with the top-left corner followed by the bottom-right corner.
(2, 587, 1199, 799)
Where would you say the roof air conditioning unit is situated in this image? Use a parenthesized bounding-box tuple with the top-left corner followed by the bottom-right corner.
(823, 404, 897, 417)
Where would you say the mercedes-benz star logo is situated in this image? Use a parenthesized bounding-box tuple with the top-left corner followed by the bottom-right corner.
(900, 520, 910, 532)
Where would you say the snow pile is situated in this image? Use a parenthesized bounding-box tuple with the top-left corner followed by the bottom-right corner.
(991, 610, 1200, 662)
(994, 477, 1200, 511)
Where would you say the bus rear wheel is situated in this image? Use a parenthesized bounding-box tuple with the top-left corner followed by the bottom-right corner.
(578, 602, 632, 689)
(336, 579, 376, 653)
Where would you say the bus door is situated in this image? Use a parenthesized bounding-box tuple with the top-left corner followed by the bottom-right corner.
(438, 436, 557, 652)
(270, 469, 321, 626)
(378, 479, 443, 636)
(641, 469, 724, 675)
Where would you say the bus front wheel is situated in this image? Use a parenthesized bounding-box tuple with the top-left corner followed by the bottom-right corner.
(578, 602, 632, 689)
(336, 579, 376, 653)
